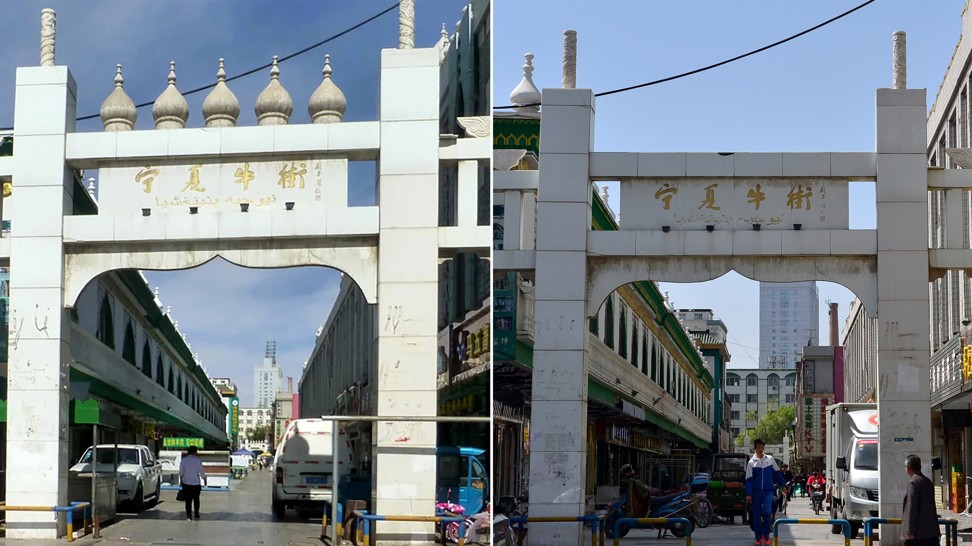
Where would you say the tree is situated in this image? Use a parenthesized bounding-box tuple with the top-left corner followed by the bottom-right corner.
(247, 425, 269, 442)
(746, 405, 795, 444)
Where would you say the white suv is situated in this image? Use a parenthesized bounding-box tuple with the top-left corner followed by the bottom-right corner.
(71, 444, 163, 510)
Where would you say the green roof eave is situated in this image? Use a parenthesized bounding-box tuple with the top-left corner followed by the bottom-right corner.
(590, 378, 709, 449)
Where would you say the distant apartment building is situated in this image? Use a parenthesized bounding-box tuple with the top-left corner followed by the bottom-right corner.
(724, 368, 797, 439)
(238, 406, 273, 450)
(253, 341, 284, 408)
(759, 282, 819, 369)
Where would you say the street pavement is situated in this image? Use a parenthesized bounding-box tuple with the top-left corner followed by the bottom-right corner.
(0, 469, 331, 546)
(599, 493, 967, 546)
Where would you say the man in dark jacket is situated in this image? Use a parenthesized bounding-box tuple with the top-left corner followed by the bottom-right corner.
(902, 454, 939, 546)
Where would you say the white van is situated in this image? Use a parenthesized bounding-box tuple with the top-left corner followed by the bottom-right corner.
(271, 418, 352, 519)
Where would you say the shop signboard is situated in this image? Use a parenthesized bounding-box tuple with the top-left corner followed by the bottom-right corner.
(162, 437, 204, 449)
(493, 273, 516, 361)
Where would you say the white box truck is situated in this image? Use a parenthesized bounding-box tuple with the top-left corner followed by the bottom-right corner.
(826, 403, 879, 539)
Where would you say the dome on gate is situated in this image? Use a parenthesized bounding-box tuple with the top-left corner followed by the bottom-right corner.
(255, 56, 292, 126)
(202, 58, 240, 127)
(308, 55, 346, 124)
(152, 61, 189, 129)
(510, 53, 541, 114)
(100, 64, 137, 131)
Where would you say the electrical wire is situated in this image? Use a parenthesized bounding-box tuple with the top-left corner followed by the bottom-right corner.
(493, 0, 877, 110)
(0, 2, 400, 131)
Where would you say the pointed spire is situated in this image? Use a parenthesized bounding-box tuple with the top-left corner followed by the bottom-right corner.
(441, 23, 449, 41)
(87, 178, 96, 199)
(255, 56, 292, 126)
(100, 64, 137, 131)
(152, 61, 189, 129)
(308, 54, 346, 124)
(510, 53, 541, 113)
(202, 58, 240, 127)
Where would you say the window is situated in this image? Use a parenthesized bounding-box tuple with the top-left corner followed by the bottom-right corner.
(168, 366, 174, 394)
(746, 375, 757, 387)
(122, 323, 136, 366)
(141, 343, 152, 377)
(156, 356, 164, 387)
(785, 394, 795, 403)
(729, 394, 740, 403)
(747, 394, 758, 403)
(604, 296, 615, 349)
(619, 309, 628, 359)
(96, 295, 115, 349)
(731, 411, 740, 420)
(726, 375, 740, 386)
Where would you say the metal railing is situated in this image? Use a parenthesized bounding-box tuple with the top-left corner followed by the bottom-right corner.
(862, 517, 958, 546)
(772, 518, 850, 546)
(316, 415, 490, 544)
(612, 516, 693, 546)
(353, 509, 467, 546)
(509, 514, 606, 546)
(0, 501, 91, 543)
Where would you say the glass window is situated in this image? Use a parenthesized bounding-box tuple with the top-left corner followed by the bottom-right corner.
(747, 394, 758, 403)
(746, 376, 757, 387)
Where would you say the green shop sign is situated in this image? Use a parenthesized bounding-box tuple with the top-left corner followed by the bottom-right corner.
(162, 437, 204, 449)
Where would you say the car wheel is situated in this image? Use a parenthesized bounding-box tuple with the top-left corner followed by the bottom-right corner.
(272, 497, 286, 519)
(133, 482, 144, 511)
(152, 481, 161, 507)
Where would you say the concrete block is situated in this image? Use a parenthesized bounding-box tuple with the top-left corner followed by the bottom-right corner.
(877, 251, 931, 301)
(532, 300, 587, 352)
(374, 283, 437, 338)
(273, 124, 327, 154)
(539, 153, 592, 203)
(380, 67, 439, 121)
(638, 153, 686, 177)
(13, 83, 71, 136)
(876, 202, 927, 251)
(5, 440, 65, 493)
(588, 230, 636, 256)
(270, 209, 326, 238)
(63, 215, 114, 242)
(376, 228, 437, 282)
(167, 127, 221, 157)
(378, 174, 437, 229)
(163, 211, 218, 241)
(539, 104, 595, 154)
(219, 125, 274, 156)
(116, 129, 168, 159)
(218, 209, 273, 240)
(831, 153, 877, 178)
(733, 153, 783, 177)
(876, 88, 927, 107)
(831, 229, 877, 255)
(381, 47, 440, 69)
(732, 230, 783, 255)
(876, 103, 927, 154)
(11, 135, 67, 186)
(876, 154, 929, 202)
(9, 238, 62, 288)
(536, 202, 589, 251)
(591, 152, 637, 178)
(619, 180, 661, 230)
(373, 420, 436, 449)
(540, 88, 595, 108)
(114, 213, 167, 242)
(683, 230, 733, 256)
(782, 153, 831, 177)
(685, 153, 734, 177)
(15, 65, 74, 87)
(66, 132, 117, 162)
(328, 206, 378, 235)
(535, 253, 587, 302)
(636, 230, 686, 256)
(10, 186, 67, 236)
(328, 121, 380, 153)
(780, 230, 831, 255)
(873, 351, 931, 401)
(378, 120, 438, 175)
(374, 389, 437, 416)
(531, 352, 587, 401)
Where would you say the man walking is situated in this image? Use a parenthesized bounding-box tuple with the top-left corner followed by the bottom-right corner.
(780, 464, 795, 501)
(745, 439, 788, 546)
(179, 446, 207, 521)
(902, 454, 939, 546)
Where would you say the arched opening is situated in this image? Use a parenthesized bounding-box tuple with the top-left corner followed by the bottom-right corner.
(156, 355, 164, 387)
(141, 343, 151, 378)
(618, 308, 628, 359)
(121, 323, 136, 367)
(604, 295, 615, 349)
(96, 295, 114, 349)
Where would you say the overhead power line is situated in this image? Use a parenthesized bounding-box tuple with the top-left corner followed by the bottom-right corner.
(493, 0, 877, 110)
(0, 2, 400, 131)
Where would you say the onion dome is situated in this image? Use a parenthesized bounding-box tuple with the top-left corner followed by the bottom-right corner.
(100, 64, 137, 131)
(152, 61, 189, 129)
(202, 58, 240, 127)
(510, 53, 541, 114)
(308, 55, 346, 124)
(255, 56, 292, 126)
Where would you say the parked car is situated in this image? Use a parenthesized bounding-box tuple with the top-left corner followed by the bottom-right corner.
(70, 444, 162, 510)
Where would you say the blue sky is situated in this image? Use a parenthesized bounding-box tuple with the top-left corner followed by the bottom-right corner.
(0, 0, 466, 404)
(494, 0, 965, 367)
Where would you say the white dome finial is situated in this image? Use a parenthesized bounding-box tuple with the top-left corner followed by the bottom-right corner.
(255, 55, 293, 126)
(100, 64, 136, 131)
(152, 61, 189, 129)
(510, 53, 541, 114)
(308, 54, 346, 124)
(203, 57, 240, 127)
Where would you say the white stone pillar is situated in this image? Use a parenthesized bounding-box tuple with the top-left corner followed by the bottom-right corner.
(874, 86, 930, 546)
(374, 46, 440, 544)
(529, 88, 595, 545)
(6, 65, 77, 538)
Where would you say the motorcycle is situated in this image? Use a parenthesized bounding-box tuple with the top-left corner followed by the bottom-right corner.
(496, 494, 528, 543)
(604, 465, 698, 539)
(810, 481, 826, 515)
(434, 498, 465, 543)
(492, 514, 514, 546)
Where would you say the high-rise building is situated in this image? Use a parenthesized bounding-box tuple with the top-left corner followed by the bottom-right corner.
(758, 282, 819, 369)
(253, 341, 284, 408)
